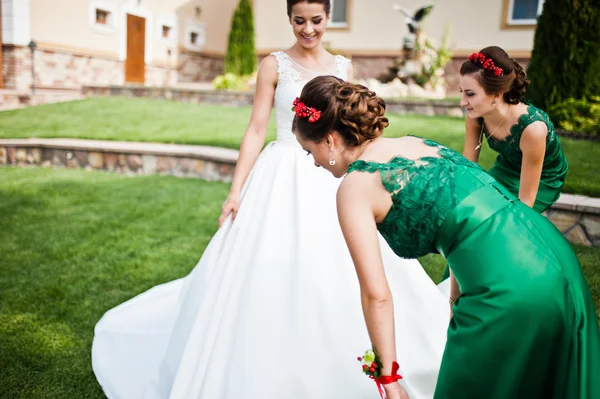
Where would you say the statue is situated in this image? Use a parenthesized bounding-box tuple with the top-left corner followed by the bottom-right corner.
(365, 2, 451, 100)
(392, 3, 434, 57)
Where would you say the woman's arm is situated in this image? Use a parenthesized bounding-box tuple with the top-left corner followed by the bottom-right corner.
(337, 178, 397, 376)
(462, 117, 483, 163)
(518, 121, 547, 208)
(218, 56, 278, 227)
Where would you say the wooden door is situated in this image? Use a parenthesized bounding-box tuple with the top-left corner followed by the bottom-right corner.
(125, 14, 145, 84)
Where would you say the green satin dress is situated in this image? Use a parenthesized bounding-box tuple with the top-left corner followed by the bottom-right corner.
(441, 104, 568, 281)
(483, 103, 568, 213)
(347, 137, 599, 399)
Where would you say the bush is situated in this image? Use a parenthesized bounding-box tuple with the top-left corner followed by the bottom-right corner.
(224, 0, 257, 76)
(212, 73, 249, 91)
(547, 97, 600, 135)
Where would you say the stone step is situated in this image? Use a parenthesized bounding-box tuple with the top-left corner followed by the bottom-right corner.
(0, 138, 238, 183)
(0, 89, 84, 110)
(0, 138, 598, 247)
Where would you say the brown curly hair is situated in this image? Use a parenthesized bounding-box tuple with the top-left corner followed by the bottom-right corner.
(292, 76, 388, 148)
(460, 46, 530, 104)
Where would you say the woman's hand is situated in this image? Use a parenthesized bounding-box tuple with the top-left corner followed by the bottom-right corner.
(383, 382, 410, 399)
(218, 195, 241, 227)
(449, 295, 457, 319)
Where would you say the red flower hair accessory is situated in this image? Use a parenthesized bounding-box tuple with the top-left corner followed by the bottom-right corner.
(292, 97, 321, 123)
(469, 52, 504, 76)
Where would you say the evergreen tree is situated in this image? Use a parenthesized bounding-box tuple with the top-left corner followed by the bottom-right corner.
(224, 0, 257, 76)
(527, 0, 600, 111)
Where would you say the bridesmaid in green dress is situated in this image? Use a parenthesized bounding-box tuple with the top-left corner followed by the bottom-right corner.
(441, 46, 569, 282)
(293, 75, 600, 399)
(460, 46, 568, 212)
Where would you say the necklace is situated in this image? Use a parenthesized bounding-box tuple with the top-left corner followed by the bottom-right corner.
(476, 104, 511, 150)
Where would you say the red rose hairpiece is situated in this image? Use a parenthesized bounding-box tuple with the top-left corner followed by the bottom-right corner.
(292, 97, 321, 123)
(469, 52, 503, 76)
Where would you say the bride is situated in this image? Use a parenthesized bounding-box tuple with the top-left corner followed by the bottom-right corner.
(92, 1, 449, 398)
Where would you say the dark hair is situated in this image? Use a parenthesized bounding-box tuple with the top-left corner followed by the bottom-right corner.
(460, 46, 530, 104)
(292, 76, 388, 147)
(286, 0, 331, 17)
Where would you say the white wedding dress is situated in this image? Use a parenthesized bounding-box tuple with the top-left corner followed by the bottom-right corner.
(92, 51, 449, 399)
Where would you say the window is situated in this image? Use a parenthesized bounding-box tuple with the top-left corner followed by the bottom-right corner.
(162, 25, 171, 38)
(184, 24, 206, 51)
(96, 9, 110, 24)
(156, 16, 177, 43)
(329, 0, 349, 28)
(506, 0, 544, 26)
(89, 1, 117, 34)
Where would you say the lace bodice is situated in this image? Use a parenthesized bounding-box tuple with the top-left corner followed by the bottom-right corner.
(271, 51, 350, 145)
(347, 138, 495, 259)
(480, 104, 566, 177)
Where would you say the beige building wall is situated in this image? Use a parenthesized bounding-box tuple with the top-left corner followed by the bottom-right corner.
(31, 0, 534, 61)
(30, 0, 120, 58)
(12, 0, 537, 89)
(423, 0, 535, 55)
(176, 0, 238, 55)
(28, 0, 238, 64)
(254, 0, 536, 56)
(4, 0, 233, 90)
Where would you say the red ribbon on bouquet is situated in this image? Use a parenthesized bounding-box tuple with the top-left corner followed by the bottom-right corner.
(373, 361, 402, 399)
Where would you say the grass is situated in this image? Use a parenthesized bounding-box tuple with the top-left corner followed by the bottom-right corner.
(0, 98, 268, 149)
(0, 167, 599, 398)
(1, 97, 598, 196)
(0, 167, 229, 398)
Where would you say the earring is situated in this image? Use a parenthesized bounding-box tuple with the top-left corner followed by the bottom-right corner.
(329, 152, 336, 166)
(492, 98, 497, 106)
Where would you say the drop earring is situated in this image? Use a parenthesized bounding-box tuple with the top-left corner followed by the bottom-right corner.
(329, 152, 336, 166)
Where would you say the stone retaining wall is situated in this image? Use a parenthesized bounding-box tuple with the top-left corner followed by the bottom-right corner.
(2, 139, 598, 248)
(544, 195, 600, 247)
(0, 139, 237, 183)
(82, 84, 464, 114)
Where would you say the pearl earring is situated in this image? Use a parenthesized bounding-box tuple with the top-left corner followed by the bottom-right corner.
(329, 152, 336, 166)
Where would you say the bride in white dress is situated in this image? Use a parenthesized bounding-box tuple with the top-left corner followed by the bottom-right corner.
(92, 1, 449, 398)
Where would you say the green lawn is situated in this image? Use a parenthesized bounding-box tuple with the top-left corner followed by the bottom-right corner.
(0, 167, 599, 398)
(0, 168, 230, 398)
(1, 97, 599, 196)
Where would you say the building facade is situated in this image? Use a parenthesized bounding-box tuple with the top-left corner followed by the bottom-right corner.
(1, 0, 543, 91)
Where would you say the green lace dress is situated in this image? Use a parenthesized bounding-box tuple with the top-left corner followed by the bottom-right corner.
(482, 103, 568, 213)
(347, 138, 600, 399)
(441, 104, 569, 281)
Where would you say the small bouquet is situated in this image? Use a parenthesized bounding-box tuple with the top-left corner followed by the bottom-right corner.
(357, 349, 402, 398)
(357, 349, 383, 379)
